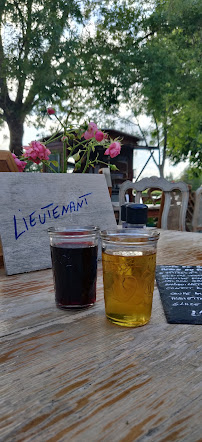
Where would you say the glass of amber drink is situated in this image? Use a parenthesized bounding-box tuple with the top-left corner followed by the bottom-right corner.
(101, 229, 159, 327)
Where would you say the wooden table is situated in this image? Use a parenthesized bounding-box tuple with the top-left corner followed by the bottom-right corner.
(0, 230, 202, 441)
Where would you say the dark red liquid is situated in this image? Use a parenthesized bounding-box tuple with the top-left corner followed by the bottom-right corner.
(50, 242, 98, 308)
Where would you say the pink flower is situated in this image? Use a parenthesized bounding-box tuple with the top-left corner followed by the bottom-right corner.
(104, 141, 121, 158)
(95, 131, 104, 142)
(83, 130, 93, 140)
(47, 107, 55, 115)
(61, 136, 68, 142)
(88, 122, 98, 133)
(12, 153, 27, 172)
(23, 141, 51, 164)
(83, 121, 98, 140)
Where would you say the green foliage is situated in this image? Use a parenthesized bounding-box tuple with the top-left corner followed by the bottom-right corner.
(0, 0, 201, 174)
(135, 0, 202, 174)
(167, 103, 202, 173)
(94, 0, 202, 175)
(1, 0, 85, 105)
(180, 167, 202, 191)
(0, 0, 101, 153)
(149, 0, 202, 172)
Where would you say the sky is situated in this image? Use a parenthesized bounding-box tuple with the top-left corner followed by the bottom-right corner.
(109, 112, 188, 180)
(131, 115, 188, 180)
(0, 114, 188, 180)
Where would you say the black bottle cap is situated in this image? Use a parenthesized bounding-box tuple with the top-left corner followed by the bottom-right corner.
(126, 203, 148, 225)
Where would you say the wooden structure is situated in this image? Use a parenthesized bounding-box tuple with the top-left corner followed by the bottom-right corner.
(0, 230, 202, 441)
(0, 150, 19, 267)
(0, 150, 19, 172)
(0, 173, 116, 275)
(98, 167, 112, 196)
(0, 239, 3, 268)
(192, 185, 202, 232)
(43, 129, 158, 199)
(186, 185, 195, 231)
(119, 176, 189, 230)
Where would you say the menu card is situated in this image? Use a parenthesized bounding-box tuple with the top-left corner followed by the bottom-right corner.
(156, 265, 202, 324)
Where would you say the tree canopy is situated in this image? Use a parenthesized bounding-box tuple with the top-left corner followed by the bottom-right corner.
(0, 0, 101, 155)
(0, 0, 201, 176)
(90, 0, 202, 175)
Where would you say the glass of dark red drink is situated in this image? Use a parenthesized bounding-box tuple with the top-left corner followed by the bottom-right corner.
(48, 226, 99, 309)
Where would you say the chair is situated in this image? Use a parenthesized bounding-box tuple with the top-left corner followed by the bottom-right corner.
(98, 167, 112, 197)
(119, 176, 189, 230)
(192, 186, 202, 232)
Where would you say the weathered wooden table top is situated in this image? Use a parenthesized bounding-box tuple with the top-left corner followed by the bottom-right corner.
(0, 230, 202, 442)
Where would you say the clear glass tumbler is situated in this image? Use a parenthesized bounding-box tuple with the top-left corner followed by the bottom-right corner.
(101, 228, 159, 327)
(48, 226, 99, 309)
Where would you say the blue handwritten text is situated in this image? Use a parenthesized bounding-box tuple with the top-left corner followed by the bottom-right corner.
(14, 193, 92, 240)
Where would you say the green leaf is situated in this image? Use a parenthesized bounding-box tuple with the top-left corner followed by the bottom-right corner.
(110, 164, 118, 171)
(75, 160, 81, 170)
(50, 161, 59, 167)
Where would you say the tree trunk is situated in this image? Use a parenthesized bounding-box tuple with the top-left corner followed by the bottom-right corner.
(7, 118, 25, 157)
(159, 122, 167, 179)
(158, 164, 164, 178)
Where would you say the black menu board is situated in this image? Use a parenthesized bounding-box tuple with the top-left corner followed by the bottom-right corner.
(156, 265, 202, 324)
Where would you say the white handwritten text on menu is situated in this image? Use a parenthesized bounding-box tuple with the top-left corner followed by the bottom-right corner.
(155, 265, 202, 324)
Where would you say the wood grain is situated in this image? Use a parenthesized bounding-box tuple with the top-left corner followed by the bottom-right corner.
(0, 230, 201, 441)
(0, 173, 116, 275)
(0, 238, 3, 267)
(0, 150, 19, 172)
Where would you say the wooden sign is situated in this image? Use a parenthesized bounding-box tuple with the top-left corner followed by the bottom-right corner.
(156, 265, 202, 324)
(0, 173, 116, 275)
(0, 150, 19, 172)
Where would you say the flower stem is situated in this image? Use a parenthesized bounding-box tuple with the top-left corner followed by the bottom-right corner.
(63, 142, 67, 173)
(66, 145, 77, 162)
(82, 146, 91, 173)
(43, 161, 58, 173)
(45, 133, 63, 145)
(55, 114, 66, 130)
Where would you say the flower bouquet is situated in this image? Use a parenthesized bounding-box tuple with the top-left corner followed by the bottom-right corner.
(12, 108, 122, 173)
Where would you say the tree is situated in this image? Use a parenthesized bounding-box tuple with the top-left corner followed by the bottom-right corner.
(144, 0, 202, 176)
(134, 33, 185, 177)
(1, 0, 201, 175)
(180, 167, 202, 191)
(91, 0, 202, 176)
(0, 0, 96, 156)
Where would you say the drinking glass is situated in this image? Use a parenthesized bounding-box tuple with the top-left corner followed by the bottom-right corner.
(48, 226, 99, 309)
(101, 228, 159, 327)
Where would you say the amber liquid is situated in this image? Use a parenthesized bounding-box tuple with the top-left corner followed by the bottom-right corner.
(102, 250, 156, 327)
